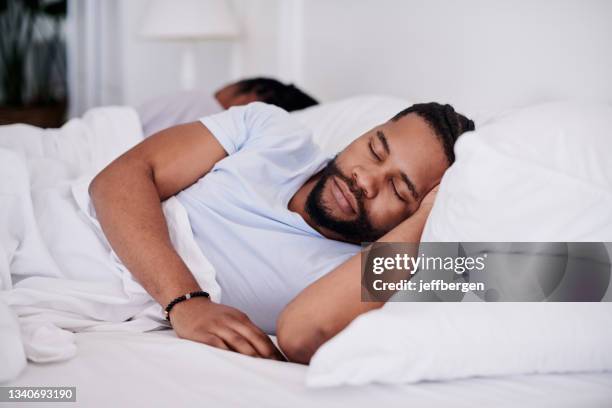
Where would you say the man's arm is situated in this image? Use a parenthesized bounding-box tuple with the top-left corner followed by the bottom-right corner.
(276, 189, 437, 364)
(90, 122, 282, 359)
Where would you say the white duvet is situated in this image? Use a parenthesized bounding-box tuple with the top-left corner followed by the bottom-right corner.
(0, 107, 220, 382)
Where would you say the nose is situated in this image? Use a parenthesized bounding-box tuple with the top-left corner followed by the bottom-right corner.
(352, 166, 379, 199)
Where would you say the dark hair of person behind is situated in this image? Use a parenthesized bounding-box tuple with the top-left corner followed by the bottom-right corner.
(234, 77, 319, 112)
(391, 103, 475, 164)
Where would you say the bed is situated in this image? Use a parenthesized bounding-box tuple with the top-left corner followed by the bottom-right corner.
(6, 330, 612, 408)
(1, 97, 611, 407)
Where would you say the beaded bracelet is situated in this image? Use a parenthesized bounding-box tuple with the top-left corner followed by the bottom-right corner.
(164, 290, 210, 322)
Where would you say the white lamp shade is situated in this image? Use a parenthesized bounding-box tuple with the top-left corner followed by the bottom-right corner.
(140, 0, 240, 41)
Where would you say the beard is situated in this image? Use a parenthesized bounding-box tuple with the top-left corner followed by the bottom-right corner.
(305, 157, 385, 244)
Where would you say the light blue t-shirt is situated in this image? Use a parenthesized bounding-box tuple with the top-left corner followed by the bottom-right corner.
(176, 102, 359, 333)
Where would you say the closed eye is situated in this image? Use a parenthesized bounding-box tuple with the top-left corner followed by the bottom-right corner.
(369, 141, 381, 161)
(391, 180, 405, 202)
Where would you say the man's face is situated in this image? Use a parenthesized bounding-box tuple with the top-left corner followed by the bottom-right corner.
(305, 113, 449, 244)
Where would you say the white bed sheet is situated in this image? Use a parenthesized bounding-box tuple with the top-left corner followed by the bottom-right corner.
(4, 330, 612, 408)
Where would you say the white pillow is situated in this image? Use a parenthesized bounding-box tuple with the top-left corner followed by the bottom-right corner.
(290, 95, 410, 156)
(422, 101, 612, 241)
(137, 90, 223, 137)
(307, 302, 612, 386)
(307, 101, 612, 387)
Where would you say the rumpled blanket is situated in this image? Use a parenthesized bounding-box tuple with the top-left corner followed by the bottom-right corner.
(0, 107, 221, 382)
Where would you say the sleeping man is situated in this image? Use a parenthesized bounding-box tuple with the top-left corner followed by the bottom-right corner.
(90, 101, 474, 363)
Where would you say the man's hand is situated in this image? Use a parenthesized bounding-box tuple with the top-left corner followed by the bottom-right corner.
(170, 297, 285, 360)
(419, 184, 439, 210)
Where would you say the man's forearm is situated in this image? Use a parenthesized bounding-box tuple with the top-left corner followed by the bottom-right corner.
(277, 204, 432, 363)
(90, 161, 200, 307)
(86, 124, 283, 359)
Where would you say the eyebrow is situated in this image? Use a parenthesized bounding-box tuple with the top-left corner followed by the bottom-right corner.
(376, 130, 390, 154)
(377, 130, 419, 201)
(401, 173, 419, 201)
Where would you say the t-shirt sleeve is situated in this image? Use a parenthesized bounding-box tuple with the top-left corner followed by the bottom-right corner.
(199, 102, 289, 155)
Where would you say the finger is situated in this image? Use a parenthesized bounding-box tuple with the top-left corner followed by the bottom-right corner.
(176, 331, 231, 351)
(215, 327, 260, 358)
(198, 333, 231, 351)
(228, 318, 285, 360)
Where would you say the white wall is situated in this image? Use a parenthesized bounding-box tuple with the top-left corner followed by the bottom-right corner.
(68, 0, 612, 115)
(231, 0, 282, 80)
(299, 0, 612, 111)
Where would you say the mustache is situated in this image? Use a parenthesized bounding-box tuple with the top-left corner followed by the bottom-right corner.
(323, 159, 365, 214)
(305, 156, 384, 243)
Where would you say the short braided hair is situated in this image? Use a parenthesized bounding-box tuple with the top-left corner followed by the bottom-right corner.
(391, 102, 475, 164)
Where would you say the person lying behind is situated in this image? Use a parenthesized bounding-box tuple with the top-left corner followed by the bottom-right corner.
(138, 77, 319, 137)
(90, 101, 474, 363)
